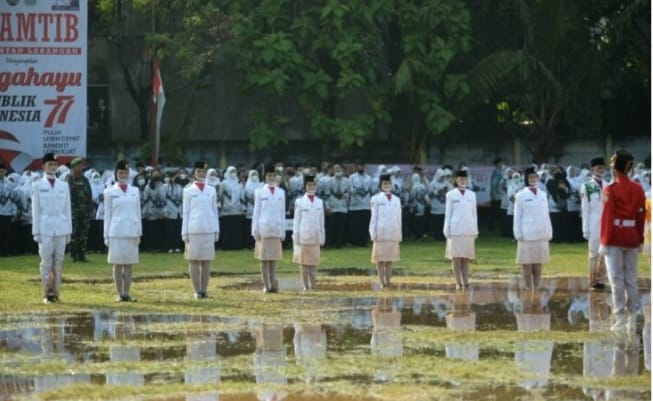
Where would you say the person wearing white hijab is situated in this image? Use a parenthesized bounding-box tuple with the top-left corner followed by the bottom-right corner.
(244, 169, 262, 249)
(428, 168, 452, 241)
(219, 165, 245, 249)
(88, 170, 106, 252)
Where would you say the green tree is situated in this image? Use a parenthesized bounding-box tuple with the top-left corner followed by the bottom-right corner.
(464, 0, 650, 162)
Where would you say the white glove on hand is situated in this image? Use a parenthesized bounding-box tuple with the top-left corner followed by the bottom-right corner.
(182, 235, 189, 243)
(104, 238, 109, 247)
(64, 235, 71, 244)
(33, 235, 41, 244)
(598, 244, 607, 256)
(214, 232, 220, 242)
(582, 232, 589, 240)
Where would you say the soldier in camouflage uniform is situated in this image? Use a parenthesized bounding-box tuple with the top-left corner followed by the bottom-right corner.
(66, 157, 92, 262)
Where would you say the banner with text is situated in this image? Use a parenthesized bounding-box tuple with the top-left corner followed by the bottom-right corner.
(0, 0, 87, 172)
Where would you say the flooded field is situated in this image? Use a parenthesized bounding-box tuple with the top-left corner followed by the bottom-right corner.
(0, 276, 650, 401)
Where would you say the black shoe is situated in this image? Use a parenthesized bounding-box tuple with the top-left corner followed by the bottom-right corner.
(268, 288, 278, 293)
(591, 282, 606, 290)
(51, 295, 59, 302)
(121, 295, 136, 302)
(200, 292, 209, 299)
(43, 297, 52, 304)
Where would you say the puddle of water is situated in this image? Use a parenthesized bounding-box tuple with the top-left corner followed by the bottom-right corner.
(0, 277, 650, 400)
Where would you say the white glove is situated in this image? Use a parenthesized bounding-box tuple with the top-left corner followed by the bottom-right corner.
(292, 234, 299, 244)
(104, 238, 109, 247)
(598, 244, 607, 256)
(64, 235, 71, 244)
(33, 235, 41, 244)
(582, 232, 589, 240)
(214, 232, 220, 242)
(182, 235, 189, 243)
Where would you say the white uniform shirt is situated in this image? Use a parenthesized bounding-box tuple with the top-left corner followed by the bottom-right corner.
(31, 176, 72, 237)
(513, 187, 553, 241)
(292, 194, 325, 245)
(252, 184, 286, 239)
(103, 184, 142, 238)
(579, 177, 603, 241)
(443, 188, 478, 238)
(369, 192, 402, 242)
(181, 183, 219, 236)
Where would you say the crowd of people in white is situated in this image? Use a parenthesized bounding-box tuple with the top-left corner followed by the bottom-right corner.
(0, 158, 650, 256)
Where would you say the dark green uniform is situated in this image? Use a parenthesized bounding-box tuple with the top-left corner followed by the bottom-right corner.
(67, 173, 92, 262)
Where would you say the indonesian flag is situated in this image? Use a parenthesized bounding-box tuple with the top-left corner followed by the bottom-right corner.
(150, 61, 166, 165)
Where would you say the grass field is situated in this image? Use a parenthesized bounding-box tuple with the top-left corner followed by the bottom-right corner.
(0, 235, 649, 313)
(0, 236, 650, 401)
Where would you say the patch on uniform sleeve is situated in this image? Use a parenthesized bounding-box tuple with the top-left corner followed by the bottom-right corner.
(603, 193, 610, 203)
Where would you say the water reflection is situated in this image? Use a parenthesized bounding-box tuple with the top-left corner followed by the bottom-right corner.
(185, 332, 219, 401)
(445, 292, 478, 361)
(0, 277, 649, 400)
(252, 324, 287, 401)
(511, 287, 553, 390)
(293, 323, 326, 383)
(370, 297, 403, 382)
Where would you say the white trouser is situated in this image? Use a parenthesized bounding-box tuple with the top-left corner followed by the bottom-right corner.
(604, 246, 640, 315)
(39, 235, 67, 297)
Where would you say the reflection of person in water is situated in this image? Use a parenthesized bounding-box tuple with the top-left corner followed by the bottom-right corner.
(293, 323, 326, 383)
(106, 314, 144, 387)
(445, 292, 478, 361)
(513, 289, 553, 390)
(185, 330, 220, 401)
(253, 324, 287, 401)
(34, 314, 90, 393)
(370, 297, 403, 382)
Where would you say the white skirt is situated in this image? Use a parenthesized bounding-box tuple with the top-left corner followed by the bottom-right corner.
(107, 237, 139, 264)
(293, 244, 321, 266)
(445, 236, 476, 260)
(516, 240, 550, 264)
(184, 233, 215, 261)
(254, 237, 283, 261)
(371, 241, 400, 263)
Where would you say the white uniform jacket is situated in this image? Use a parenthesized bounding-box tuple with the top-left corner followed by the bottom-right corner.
(31, 177, 72, 237)
(348, 172, 373, 211)
(513, 187, 553, 241)
(579, 178, 603, 240)
(252, 184, 286, 239)
(292, 194, 325, 245)
(369, 192, 402, 242)
(443, 188, 478, 238)
(103, 184, 142, 239)
(182, 183, 220, 236)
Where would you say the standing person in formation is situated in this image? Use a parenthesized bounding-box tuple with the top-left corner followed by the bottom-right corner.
(580, 157, 607, 290)
(409, 172, 429, 241)
(182, 161, 220, 300)
(292, 175, 325, 291)
(0, 163, 17, 256)
(428, 168, 452, 241)
(443, 170, 478, 290)
(66, 157, 92, 262)
(369, 173, 402, 288)
(325, 164, 350, 248)
(103, 160, 142, 302)
(599, 150, 646, 331)
(243, 169, 262, 249)
(252, 163, 286, 293)
(513, 167, 553, 290)
(219, 166, 245, 250)
(32, 153, 72, 303)
(348, 161, 373, 247)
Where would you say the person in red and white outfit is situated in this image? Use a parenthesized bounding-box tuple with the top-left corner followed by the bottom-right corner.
(32, 153, 72, 303)
(443, 170, 478, 290)
(103, 160, 142, 302)
(292, 175, 325, 290)
(182, 161, 220, 300)
(369, 173, 402, 288)
(599, 149, 646, 332)
(252, 163, 286, 293)
(513, 167, 553, 290)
